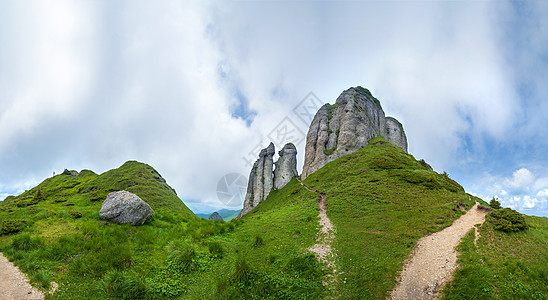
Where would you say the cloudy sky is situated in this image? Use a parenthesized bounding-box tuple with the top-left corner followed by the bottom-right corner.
(1, 1, 547, 217)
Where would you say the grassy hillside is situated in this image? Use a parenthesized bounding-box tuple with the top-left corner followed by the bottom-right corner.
(302, 136, 475, 298)
(0, 161, 208, 298)
(442, 214, 548, 299)
(0, 161, 325, 299)
(0, 143, 545, 299)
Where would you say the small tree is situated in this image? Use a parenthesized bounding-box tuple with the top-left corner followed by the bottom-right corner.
(490, 198, 501, 209)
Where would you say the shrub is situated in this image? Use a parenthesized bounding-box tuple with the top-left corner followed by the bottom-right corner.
(208, 241, 223, 258)
(69, 211, 82, 218)
(490, 198, 501, 209)
(489, 208, 528, 232)
(1, 219, 26, 235)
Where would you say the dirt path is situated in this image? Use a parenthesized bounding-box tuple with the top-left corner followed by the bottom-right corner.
(390, 202, 488, 299)
(0, 252, 44, 300)
(297, 178, 337, 286)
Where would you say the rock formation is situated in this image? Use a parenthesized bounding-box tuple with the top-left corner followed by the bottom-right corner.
(237, 142, 298, 218)
(99, 191, 153, 226)
(274, 143, 298, 189)
(385, 117, 408, 153)
(208, 211, 223, 221)
(302, 86, 408, 179)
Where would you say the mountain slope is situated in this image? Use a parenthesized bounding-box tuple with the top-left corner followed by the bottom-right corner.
(0, 161, 203, 298)
(299, 136, 476, 298)
(0, 150, 545, 299)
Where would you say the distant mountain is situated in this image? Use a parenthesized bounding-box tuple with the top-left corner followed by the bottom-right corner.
(196, 208, 241, 221)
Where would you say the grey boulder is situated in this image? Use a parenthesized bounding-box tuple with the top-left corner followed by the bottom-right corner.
(99, 191, 153, 226)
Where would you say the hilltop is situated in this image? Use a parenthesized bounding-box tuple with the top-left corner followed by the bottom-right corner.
(0, 140, 546, 299)
(0, 86, 546, 299)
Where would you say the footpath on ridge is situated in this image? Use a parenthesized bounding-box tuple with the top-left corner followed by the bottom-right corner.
(296, 178, 338, 288)
(390, 201, 489, 299)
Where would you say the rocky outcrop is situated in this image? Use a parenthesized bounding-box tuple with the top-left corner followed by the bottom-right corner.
(274, 143, 298, 189)
(208, 212, 223, 221)
(99, 191, 153, 226)
(385, 117, 408, 153)
(302, 87, 408, 179)
(62, 169, 79, 176)
(237, 143, 275, 218)
(238, 142, 298, 219)
(151, 169, 177, 195)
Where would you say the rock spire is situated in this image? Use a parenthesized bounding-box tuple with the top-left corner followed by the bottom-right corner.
(237, 142, 298, 218)
(302, 86, 408, 179)
(274, 143, 298, 189)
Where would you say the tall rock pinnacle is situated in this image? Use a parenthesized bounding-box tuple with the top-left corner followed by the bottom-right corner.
(302, 86, 408, 179)
(274, 143, 298, 189)
(238, 142, 298, 218)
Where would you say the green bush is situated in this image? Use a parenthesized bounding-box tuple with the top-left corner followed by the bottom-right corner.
(489, 208, 528, 232)
(69, 211, 82, 218)
(490, 198, 501, 209)
(1, 219, 26, 235)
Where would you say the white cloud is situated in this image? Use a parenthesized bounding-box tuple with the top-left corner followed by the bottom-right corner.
(537, 189, 548, 198)
(473, 168, 548, 216)
(0, 1, 547, 216)
(503, 168, 535, 194)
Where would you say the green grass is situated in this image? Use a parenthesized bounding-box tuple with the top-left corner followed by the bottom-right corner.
(0, 140, 546, 299)
(302, 136, 473, 299)
(441, 215, 548, 299)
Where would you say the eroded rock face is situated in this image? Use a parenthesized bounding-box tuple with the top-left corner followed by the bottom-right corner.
(99, 191, 153, 226)
(238, 143, 275, 218)
(274, 143, 298, 189)
(238, 142, 298, 219)
(302, 87, 408, 179)
(385, 117, 408, 153)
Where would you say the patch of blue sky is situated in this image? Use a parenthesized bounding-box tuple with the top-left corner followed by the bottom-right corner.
(230, 89, 256, 127)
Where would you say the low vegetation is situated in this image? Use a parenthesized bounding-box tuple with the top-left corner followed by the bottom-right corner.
(0, 161, 324, 299)
(442, 214, 547, 299)
(0, 140, 546, 299)
(302, 136, 474, 298)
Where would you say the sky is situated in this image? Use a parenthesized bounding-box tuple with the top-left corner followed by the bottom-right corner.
(0, 1, 547, 217)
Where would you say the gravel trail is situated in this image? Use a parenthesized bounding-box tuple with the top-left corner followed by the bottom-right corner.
(0, 252, 44, 300)
(390, 202, 488, 299)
